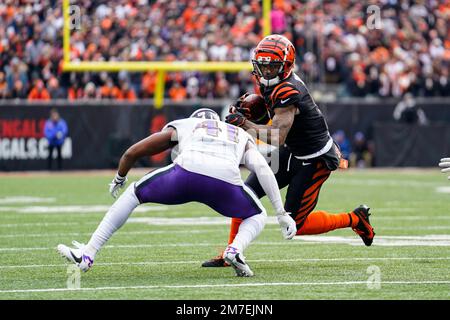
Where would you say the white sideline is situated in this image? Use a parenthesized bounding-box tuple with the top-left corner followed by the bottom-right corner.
(1, 281, 450, 294)
(1, 257, 449, 270)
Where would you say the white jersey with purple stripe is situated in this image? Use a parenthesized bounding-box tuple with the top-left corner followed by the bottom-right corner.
(164, 118, 255, 186)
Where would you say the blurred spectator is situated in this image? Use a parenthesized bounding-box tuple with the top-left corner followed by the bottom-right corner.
(99, 78, 122, 99)
(5, 58, 29, 94)
(47, 77, 65, 99)
(0, 0, 449, 100)
(332, 130, 351, 160)
(0, 71, 7, 98)
(271, 2, 287, 34)
(186, 76, 200, 99)
(44, 108, 68, 170)
(9, 79, 28, 99)
(214, 72, 230, 98)
(118, 81, 137, 101)
(83, 82, 97, 99)
(350, 132, 373, 168)
(28, 79, 51, 100)
(168, 82, 187, 101)
(141, 71, 156, 98)
(393, 93, 428, 125)
(68, 81, 84, 100)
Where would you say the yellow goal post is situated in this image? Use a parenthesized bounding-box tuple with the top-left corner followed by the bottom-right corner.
(62, 0, 272, 108)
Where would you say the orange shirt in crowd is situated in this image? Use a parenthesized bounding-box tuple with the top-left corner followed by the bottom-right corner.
(28, 88, 51, 100)
(142, 72, 156, 96)
(99, 85, 122, 99)
(117, 89, 137, 101)
(68, 87, 83, 100)
(169, 85, 187, 101)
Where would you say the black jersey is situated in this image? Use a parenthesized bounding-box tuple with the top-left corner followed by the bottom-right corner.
(259, 73, 331, 157)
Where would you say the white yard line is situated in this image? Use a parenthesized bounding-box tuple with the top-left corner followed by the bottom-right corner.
(0, 229, 218, 239)
(331, 178, 443, 188)
(0, 222, 84, 228)
(0, 197, 56, 204)
(1, 225, 449, 238)
(1, 257, 449, 270)
(0, 205, 167, 214)
(1, 281, 450, 294)
(373, 216, 450, 220)
(3, 235, 450, 252)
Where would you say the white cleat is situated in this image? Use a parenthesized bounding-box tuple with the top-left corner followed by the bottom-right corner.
(57, 240, 94, 272)
(223, 246, 254, 277)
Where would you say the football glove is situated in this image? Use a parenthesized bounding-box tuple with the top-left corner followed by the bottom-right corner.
(109, 173, 128, 198)
(229, 92, 251, 117)
(225, 112, 246, 127)
(439, 158, 450, 179)
(276, 211, 297, 240)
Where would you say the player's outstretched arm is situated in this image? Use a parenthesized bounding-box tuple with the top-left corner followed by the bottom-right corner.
(439, 157, 450, 180)
(109, 127, 176, 198)
(243, 142, 296, 239)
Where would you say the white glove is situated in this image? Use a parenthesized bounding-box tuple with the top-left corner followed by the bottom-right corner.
(439, 158, 450, 180)
(109, 173, 128, 198)
(276, 211, 297, 240)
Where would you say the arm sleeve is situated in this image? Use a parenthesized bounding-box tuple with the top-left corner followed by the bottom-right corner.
(243, 143, 284, 215)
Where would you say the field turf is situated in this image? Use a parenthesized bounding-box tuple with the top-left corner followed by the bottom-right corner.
(0, 169, 449, 299)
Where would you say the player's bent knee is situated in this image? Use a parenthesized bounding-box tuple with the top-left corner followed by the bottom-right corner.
(252, 209, 267, 228)
(122, 182, 140, 205)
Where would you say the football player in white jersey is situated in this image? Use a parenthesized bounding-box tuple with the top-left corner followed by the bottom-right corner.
(57, 108, 296, 277)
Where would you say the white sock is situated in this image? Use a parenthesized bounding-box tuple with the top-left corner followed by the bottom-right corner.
(85, 183, 140, 257)
(229, 210, 267, 254)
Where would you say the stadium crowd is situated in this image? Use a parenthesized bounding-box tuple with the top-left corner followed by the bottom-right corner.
(0, 0, 449, 101)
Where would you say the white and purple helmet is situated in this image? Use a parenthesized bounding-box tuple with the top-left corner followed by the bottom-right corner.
(190, 108, 220, 121)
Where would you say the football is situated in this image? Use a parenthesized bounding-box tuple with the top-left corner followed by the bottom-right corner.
(240, 94, 271, 124)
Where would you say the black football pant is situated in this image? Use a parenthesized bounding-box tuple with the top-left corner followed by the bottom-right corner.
(48, 145, 62, 170)
(245, 145, 331, 228)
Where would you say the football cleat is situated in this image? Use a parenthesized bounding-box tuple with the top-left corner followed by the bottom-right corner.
(201, 253, 230, 267)
(352, 205, 375, 246)
(223, 246, 254, 277)
(57, 240, 94, 272)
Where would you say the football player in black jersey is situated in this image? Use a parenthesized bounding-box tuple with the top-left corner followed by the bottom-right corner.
(202, 34, 375, 267)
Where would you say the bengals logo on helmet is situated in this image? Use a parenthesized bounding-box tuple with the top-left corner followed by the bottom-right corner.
(251, 34, 296, 87)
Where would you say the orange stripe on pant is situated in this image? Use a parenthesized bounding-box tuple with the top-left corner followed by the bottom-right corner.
(293, 165, 358, 235)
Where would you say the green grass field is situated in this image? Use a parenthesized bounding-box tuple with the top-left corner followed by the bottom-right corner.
(0, 169, 449, 299)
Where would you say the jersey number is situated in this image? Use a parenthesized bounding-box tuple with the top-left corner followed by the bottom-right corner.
(194, 120, 239, 143)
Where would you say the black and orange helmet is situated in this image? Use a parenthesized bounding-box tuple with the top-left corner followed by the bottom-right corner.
(251, 34, 296, 87)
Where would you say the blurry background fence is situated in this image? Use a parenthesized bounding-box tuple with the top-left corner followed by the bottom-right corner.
(1, 98, 449, 171)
